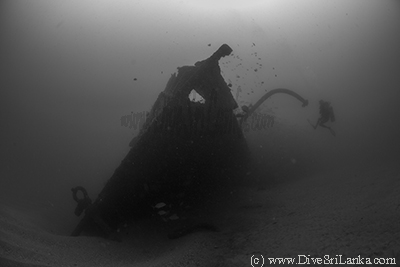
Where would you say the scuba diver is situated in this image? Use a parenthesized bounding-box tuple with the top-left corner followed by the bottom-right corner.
(308, 100, 336, 136)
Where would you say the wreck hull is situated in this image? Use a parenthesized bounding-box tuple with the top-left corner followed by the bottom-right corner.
(98, 105, 248, 228)
(74, 44, 250, 234)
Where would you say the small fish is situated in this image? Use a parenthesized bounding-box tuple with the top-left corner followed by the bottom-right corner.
(169, 214, 179, 220)
(158, 210, 168, 216)
(154, 202, 166, 209)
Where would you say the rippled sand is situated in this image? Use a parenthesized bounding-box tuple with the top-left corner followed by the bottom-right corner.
(1, 160, 399, 266)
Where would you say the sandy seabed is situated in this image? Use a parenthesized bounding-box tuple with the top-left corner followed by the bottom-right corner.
(1, 159, 399, 267)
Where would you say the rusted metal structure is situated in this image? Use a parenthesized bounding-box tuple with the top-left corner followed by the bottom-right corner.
(71, 44, 250, 238)
(71, 44, 310, 239)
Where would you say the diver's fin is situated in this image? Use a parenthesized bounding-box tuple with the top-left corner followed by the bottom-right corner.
(307, 119, 316, 129)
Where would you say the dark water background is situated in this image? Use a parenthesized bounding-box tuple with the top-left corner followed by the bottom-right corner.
(1, 0, 399, 234)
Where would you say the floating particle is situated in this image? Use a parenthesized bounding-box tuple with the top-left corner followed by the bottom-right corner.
(254, 69, 258, 72)
(272, 67, 275, 70)
(275, 75, 277, 77)
(208, 43, 211, 46)
(133, 78, 137, 81)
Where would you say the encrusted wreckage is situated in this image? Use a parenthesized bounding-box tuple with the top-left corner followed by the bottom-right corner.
(71, 44, 308, 239)
(71, 44, 250, 239)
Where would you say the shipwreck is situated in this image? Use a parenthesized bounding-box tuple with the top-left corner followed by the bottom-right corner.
(71, 44, 308, 239)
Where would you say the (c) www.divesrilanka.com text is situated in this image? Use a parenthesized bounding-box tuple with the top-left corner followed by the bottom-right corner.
(250, 254, 396, 266)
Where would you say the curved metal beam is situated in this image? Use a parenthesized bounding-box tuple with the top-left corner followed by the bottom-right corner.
(243, 88, 308, 120)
